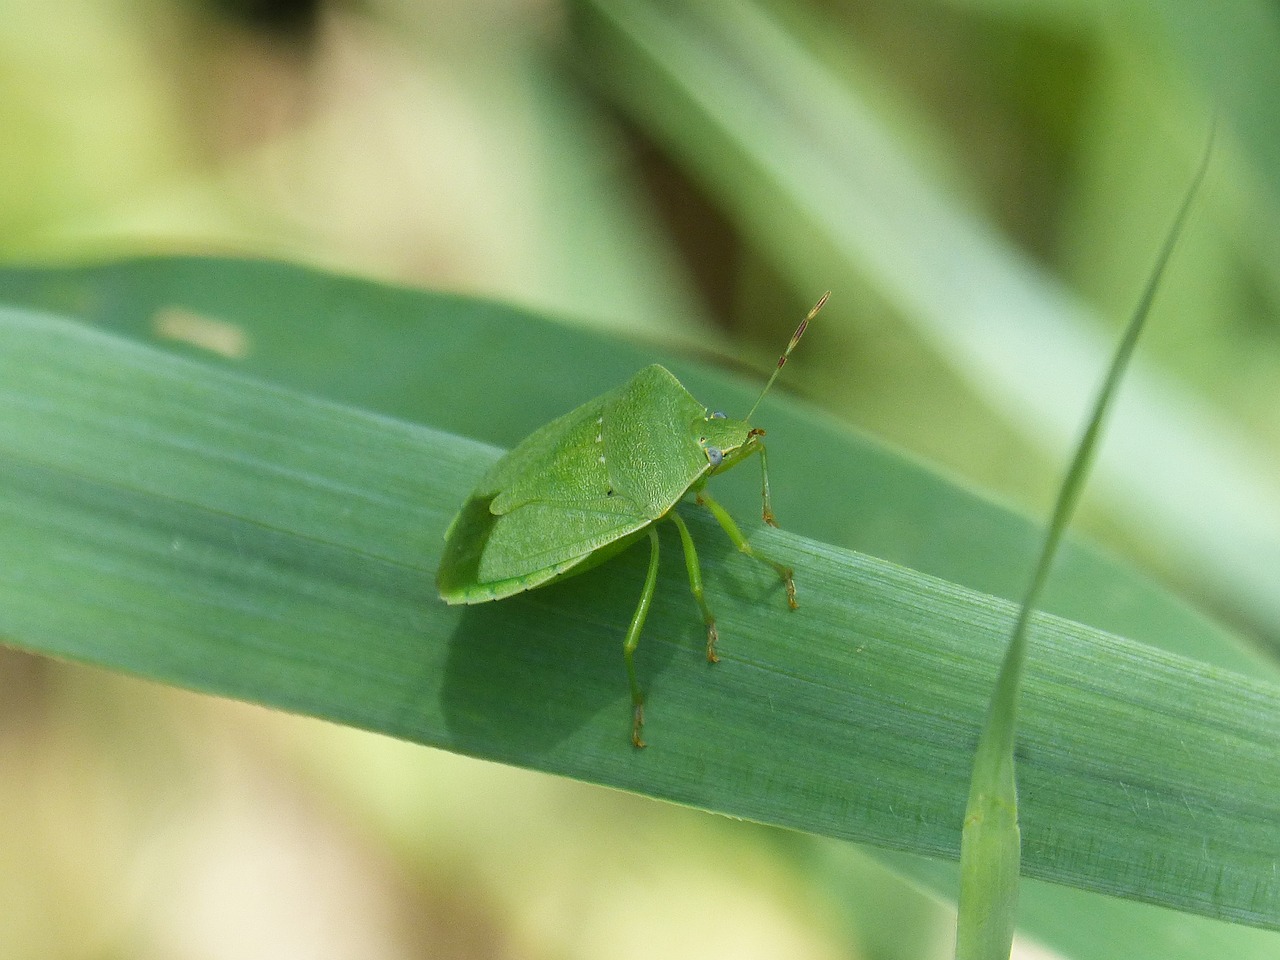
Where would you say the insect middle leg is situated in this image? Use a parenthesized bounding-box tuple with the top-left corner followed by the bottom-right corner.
(667, 511, 719, 663)
(624, 526, 661, 749)
(696, 490, 797, 610)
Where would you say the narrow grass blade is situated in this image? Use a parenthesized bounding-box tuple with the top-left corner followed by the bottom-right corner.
(954, 141, 1214, 959)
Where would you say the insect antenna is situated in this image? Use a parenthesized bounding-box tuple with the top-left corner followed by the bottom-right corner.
(745, 291, 829, 420)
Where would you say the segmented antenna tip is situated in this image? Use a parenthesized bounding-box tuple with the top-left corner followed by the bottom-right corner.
(746, 292, 829, 420)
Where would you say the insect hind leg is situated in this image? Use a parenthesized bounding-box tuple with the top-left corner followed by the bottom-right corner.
(667, 510, 719, 662)
(696, 490, 797, 610)
(624, 526, 661, 748)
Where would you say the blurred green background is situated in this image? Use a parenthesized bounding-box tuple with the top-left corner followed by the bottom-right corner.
(2, 0, 1279, 957)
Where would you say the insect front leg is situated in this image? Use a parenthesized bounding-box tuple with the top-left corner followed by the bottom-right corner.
(757, 440, 778, 527)
(624, 526, 662, 748)
(696, 490, 797, 610)
(667, 511, 719, 663)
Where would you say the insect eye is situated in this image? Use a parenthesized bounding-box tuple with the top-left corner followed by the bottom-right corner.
(705, 447, 724, 467)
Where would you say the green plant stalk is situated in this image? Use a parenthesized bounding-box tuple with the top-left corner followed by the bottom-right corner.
(954, 139, 1214, 960)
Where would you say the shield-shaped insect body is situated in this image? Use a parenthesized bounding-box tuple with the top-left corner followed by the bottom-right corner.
(437, 295, 827, 747)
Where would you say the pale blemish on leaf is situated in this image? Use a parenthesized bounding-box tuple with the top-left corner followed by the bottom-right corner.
(152, 307, 250, 359)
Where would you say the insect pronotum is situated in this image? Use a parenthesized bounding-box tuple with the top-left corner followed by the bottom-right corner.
(437, 293, 829, 746)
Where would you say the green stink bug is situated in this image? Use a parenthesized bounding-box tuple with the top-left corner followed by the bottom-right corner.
(437, 294, 828, 747)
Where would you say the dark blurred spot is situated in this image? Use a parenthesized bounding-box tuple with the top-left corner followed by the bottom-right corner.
(202, 0, 323, 39)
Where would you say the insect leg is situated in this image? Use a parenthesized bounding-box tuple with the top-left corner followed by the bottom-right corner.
(667, 510, 719, 663)
(758, 441, 778, 527)
(624, 526, 661, 748)
(696, 490, 797, 610)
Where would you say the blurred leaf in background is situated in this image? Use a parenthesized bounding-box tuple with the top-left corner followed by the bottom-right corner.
(1, 0, 1279, 958)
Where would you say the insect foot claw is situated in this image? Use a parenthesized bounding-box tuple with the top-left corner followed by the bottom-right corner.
(763, 510, 779, 527)
(783, 571, 798, 611)
(705, 621, 720, 663)
(631, 705, 647, 749)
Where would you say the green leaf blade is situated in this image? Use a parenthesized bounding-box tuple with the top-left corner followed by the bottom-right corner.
(0, 256, 1260, 681)
(1, 305, 1278, 929)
